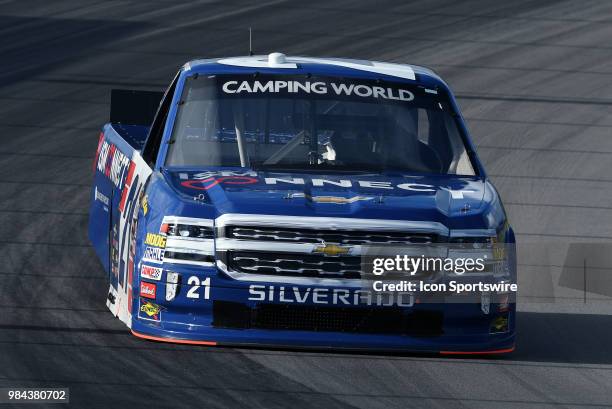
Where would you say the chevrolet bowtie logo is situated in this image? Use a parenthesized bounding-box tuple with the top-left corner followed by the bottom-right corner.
(309, 195, 374, 204)
(313, 243, 351, 256)
(286, 193, 375, 204)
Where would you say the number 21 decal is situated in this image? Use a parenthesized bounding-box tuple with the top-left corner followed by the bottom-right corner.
(186, 276, 211, 299)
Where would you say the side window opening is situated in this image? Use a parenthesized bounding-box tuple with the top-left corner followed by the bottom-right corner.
(142, 71, 180, 166)
(444, 114, 475, 175)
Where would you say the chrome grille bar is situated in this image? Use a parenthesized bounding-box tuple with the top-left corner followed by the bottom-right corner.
(229, 226, 435, 245)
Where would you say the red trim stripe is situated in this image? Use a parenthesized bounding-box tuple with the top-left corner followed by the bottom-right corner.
(440, 346, 515, 355)
(105, 144, 115, 177)
(131, 331, 510, 353)
(131, 330, 217, 346)
(93, 132, 105, 173)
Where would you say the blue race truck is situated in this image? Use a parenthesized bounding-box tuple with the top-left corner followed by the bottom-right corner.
(89, 53, 516, 353)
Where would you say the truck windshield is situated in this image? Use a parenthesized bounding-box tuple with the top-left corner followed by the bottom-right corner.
(165, 74, 476, 175)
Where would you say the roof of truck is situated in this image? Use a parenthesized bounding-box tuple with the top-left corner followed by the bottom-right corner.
(183, 53, 445, 87)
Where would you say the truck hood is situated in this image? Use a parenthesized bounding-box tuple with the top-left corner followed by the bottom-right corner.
(162, 169, 492, 227)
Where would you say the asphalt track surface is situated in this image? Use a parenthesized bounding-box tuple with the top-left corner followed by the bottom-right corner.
(1, 1, 612, 408)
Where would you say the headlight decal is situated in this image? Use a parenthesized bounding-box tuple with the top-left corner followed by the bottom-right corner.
(158, 216, 215, 266)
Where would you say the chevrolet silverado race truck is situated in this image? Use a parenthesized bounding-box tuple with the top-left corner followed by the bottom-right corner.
(89, 53, 516, 353)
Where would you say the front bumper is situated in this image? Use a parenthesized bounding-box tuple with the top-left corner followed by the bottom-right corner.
(131, 263, 516, 354)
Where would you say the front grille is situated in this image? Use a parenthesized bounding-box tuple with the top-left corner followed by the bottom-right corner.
(213, 301, 443, 336)
(218, 222, 441, 280)
(228, 251, 362, 279)
(226, 226, 437, 245)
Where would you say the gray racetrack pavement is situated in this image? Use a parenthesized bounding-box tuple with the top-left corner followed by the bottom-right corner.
(1, 1, 612, 408)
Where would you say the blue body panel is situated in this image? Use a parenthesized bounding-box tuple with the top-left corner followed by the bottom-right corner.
(88, 57, 516, 353)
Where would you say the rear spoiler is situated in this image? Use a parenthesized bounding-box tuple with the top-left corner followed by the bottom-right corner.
(110, 89, 164, 126)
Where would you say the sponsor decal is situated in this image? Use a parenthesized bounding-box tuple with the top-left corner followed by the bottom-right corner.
(179, 171, 442, 193)
(107, 150, 152, 327)
(110, 225, 119, 279)
(222, 80, 415, 102)
(139, 299, 161, 321)
(118, 161, 136, 213)
(96, 141, 130, 188)
(94, 186, 110, 206)
(126, 214, 139, 314)
(249, 285, 413, 307)
(191, 171, 257, 180)
(142, 246, 164, 264)
(312, 243, 351, 257)
(140, 281, 157, 299)
(141, 194, 149, 215)
(141, 265, 163, 281)
(144, 233, 166, 248)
